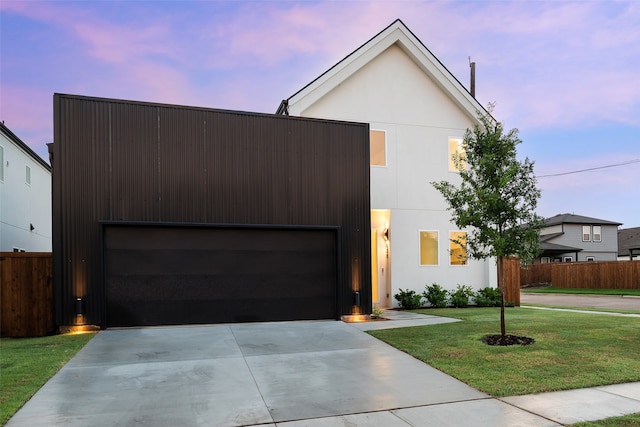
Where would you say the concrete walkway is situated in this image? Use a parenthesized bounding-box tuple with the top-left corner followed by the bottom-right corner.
(6, 310, 640, 426)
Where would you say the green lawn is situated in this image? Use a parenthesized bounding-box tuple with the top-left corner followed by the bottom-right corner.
(571, 413, 640, 426)
(0, 333, 95, 425)
(369, 308, 640, 397)
(522, 287, 640, 296)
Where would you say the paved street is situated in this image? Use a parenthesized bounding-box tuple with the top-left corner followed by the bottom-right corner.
(521, 293, 640, 311)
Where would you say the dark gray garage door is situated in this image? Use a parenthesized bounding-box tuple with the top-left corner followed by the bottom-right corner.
(104, 225, 338, 327)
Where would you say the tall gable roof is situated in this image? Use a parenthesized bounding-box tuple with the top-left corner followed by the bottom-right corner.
(545, 213, 622, 227)
(277, 19, 487, 122)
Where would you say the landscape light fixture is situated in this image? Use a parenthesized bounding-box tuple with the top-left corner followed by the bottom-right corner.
(75, 297, 84, 316)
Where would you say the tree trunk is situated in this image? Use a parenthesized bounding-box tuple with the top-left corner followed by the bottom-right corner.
(499, 255, 506, 337)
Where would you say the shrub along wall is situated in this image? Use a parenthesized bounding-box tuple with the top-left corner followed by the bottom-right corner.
(519, 261, 640, 289)
(0, 252, 54, 337)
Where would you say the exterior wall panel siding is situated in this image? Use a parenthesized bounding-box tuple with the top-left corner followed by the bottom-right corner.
(52, 94, 370, 327)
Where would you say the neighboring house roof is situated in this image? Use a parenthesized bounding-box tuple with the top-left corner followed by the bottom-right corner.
(539, 241, 583, 254)
(277, 18, 487, 123)
(544, 213, 622, 227)
(618, 227, 640, 256)
(539, 233, 582, 254)
(0, 121, 51, 171)
(540, 232, 564, 242)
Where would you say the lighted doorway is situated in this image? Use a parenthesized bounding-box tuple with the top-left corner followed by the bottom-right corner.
(371, 209, 391, 308)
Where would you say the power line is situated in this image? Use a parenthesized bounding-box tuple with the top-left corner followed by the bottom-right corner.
(537, 159, 640, 178)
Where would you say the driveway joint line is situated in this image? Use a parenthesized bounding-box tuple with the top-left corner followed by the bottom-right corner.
(228, 325, 277, 426)
(496, 397, 563, 425)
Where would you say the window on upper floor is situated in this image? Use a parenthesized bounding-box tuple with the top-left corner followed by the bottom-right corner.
(419, 230, 438, 265)
(449, 231, 468, 266)
(582, 225, 591, 241)
(448, 137, 466, 172)
(370, 130, 386, 167)
(593, 226, 602, 242)
(25, 165, 31, 185)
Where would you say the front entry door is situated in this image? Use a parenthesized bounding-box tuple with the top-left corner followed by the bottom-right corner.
(371, 216, 391, 308)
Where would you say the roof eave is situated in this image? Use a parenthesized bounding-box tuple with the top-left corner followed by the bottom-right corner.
(280, 19, 488, 124)
(0, 122, 51, 171)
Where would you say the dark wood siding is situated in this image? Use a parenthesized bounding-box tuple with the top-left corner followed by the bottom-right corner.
(52, 94, 370, 327)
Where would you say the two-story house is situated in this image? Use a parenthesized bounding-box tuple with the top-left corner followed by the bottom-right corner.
(0, 122, 52, 252)
(277, 19, 498, 307)
(618, 227, 640, 261)
(537, 213, 621, 263)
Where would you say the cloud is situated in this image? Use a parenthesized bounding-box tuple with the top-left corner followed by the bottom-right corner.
(2, 0, 639, 157)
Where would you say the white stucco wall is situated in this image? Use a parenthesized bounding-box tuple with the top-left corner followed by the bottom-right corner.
(0, 129, 52, 252)
(287, 44, 497, 305)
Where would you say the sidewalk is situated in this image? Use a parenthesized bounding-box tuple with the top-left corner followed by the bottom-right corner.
(354, 310, 640, 426)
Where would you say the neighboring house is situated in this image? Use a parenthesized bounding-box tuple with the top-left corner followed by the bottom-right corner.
(0, 122, 52, 252)
(536, 213, 621, 263)
(51, 94, 371, 329)
(618, 227, 640, 261)
(277, 19, 497, 307)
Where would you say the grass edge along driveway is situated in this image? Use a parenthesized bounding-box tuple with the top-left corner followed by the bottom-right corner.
(369, 307, 640, 397)
(0, 332, 95, 425)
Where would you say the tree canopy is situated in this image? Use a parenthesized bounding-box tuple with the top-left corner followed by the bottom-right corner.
(432, 108, 544, 339)
(432, 109, 544, 265)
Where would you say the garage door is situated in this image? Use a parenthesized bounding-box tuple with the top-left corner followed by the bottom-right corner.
(104, 225, 338, 327)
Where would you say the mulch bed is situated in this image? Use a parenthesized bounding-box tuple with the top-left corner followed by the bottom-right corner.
(481, 334, 535, 346)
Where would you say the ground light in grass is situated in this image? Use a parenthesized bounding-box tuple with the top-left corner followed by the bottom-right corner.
(0, 332, 96, 425)
(368, 307, 640, 397)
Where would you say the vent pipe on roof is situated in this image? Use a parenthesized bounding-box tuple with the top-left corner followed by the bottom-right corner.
(469, 57, 476, 98)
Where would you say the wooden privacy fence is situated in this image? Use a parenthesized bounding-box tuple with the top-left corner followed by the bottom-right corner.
(519, 261, 640, 289)
(500, 257, 521, 306)
(0, 252, 54, 337)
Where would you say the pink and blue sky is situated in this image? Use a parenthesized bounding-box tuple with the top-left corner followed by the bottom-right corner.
(1, 1, 639, 227)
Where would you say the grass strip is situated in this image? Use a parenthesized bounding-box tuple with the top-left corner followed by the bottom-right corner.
(369, 308, 640, 397)
(570, 412, 640, 426)
(0, 333, 95, 425)
(522, 287, 640, 296)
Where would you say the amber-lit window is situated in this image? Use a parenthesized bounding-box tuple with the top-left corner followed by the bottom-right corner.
(448, 137, 466, 171)
(370, 130, 386, 166)
(419, 230, 438, 265)
(449, 231, 468, 265)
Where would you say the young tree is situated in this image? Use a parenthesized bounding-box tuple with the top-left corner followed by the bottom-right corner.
(432, 108, 544, 341)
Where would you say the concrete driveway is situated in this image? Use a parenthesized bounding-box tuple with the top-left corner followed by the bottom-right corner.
(6, 319, 557, 427)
